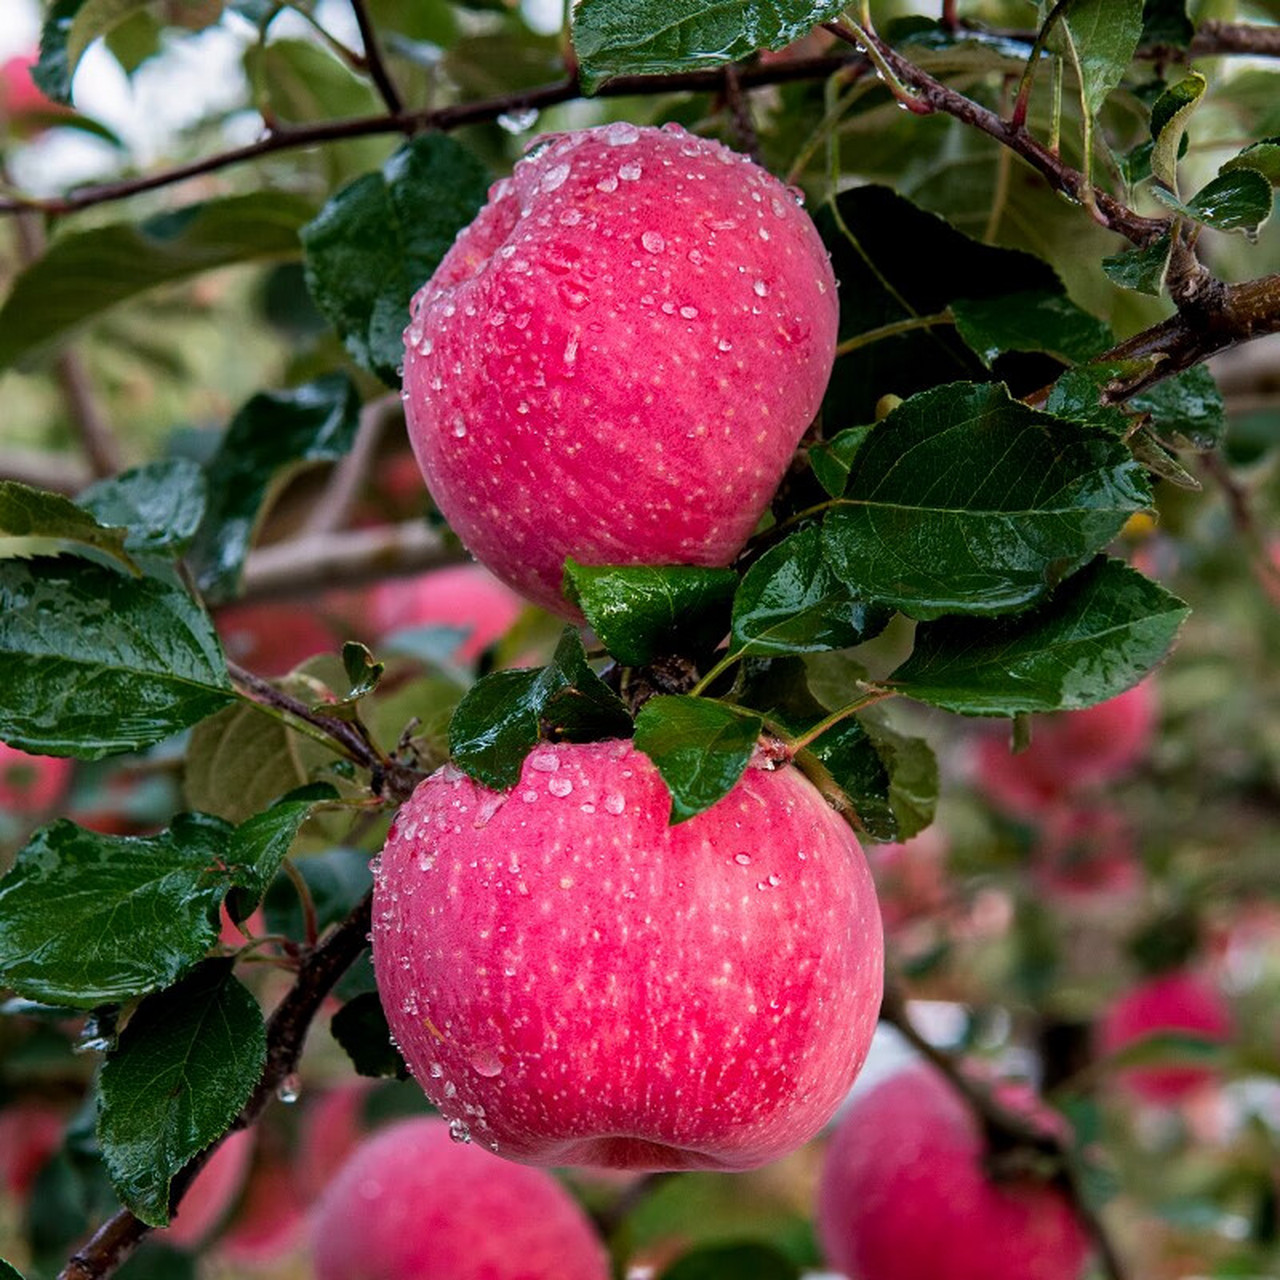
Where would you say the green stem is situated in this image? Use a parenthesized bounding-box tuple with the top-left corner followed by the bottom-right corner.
(688, 651, 742, 698)
(1010, 0, 1072, 129)
(789, 687, 895, 753)
(835, 309, 954, 357)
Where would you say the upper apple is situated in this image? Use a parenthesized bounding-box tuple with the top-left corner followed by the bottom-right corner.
(402, 121, 839, 616)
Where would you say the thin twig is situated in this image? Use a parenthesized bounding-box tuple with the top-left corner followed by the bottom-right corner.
(349, 0, 404, 117)
(58, 892, 374, 1280)
(1200, 451, 1280, 608)
(300, 393, 401, 537)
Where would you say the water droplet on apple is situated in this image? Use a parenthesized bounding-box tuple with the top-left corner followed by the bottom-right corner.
(680, 305, 699, 319)
(448, 1118, 472, 1144)
(718, 338, 733, 352)
(276, 1073, 301, 1104)
(753, 279, 769, 298)
(641, 230, 665, 253)
(548, 775, 573, 797)
(604, 793, 626, 815)
(605, 121, 641, 146)
(469, 1049, 503, 1078)
(540, 162, 571, 193)
(452, 416, 467, 438)
(618, 162, 643, 181)
(734, 853, 752, 866)
(596, 175, 619, 193)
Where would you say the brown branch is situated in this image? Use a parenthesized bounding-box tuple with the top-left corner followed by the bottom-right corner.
(240, 520, 463, 603)
(1200, 452, 1280, 608)
(58, 892, 374, 1280)
(299, 393, 401, 538)
(0, 447, 92, 493)
(349, 0, 404, 117)
(879, 983, 1127, 1280)
(1188, 20, 1280, 59)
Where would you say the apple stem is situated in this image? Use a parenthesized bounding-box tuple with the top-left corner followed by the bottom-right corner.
(788, 686, 895, 753)
(688, 651, 743, 698)
(834, 309, 954, 358)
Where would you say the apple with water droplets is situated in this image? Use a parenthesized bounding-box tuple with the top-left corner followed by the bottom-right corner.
(372, 740, 883, 1171)
(402, 122, 839, 615)
(310, 1115, 610, 1280)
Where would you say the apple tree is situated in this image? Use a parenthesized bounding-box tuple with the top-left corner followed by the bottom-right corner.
(1, 1, 1280, 1278)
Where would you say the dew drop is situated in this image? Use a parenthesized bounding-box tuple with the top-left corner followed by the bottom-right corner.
(717, 338, 733, 352)
(596, 175, 619, 193)
(680, 305, 699, 319)
(687, 249, 705, 266)
(548, 775, 573, 798)
(521, 789, 538, 803)
(469, 1049, 503, 1078)
(559, 207, 584, 227)
(768, 874, 781, 887)
(448, 1119, 473, 1145)
(734, 853, 752, 866)
(604, 793, 626, 815)
(452, 415, 467, 438)
(605, 121, 641, 145)
(497, 106, 540, 134)
(641, 230, 666, 254)
(558, 282, 590, 310)
(618, 162, 643, 182)
(564, 333, 579, 364)
(530, 751, 559, 772)
(540, 162, 571, 193)
(429, 1062, 444, 1078)
(753, 279, 769, 298)
(276, 1073, 301, 1104)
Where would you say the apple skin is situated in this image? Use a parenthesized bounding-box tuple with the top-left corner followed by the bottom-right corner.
(975, 682, 1156, 819)
(0, 1102, 64, 1200)
(217, 1155, 307, 1267)
(311, 1116, 609, 1280)
(373, 740, 883, 1171)
(402, 122, 839, 616)
(0, 740, 73, 814)
(159, 1128, 254, 1249)
(215, 602, 338, 677)
(817, 1065, 1090, 1280)
(298, 1081, 370, 1200)
(0, 55, 66, 125)
(1097, 970, 1232, 1104)
(369, 563, 523, 663)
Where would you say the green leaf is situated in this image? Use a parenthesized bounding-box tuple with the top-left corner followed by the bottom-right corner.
(1220, 137, 1280, 186)
(633, 695, 761, 824)
(1054, 0, 1144, 117)
(820, 382, 1152, 619)
(1101, 234, 1171, 296)
(889, 557, 1189, 715)
(449, 629, 632, 789)
(226, 783, 339, 918)
(301, 134, 491, 386)
(1165, 168, 1275, 238)
(50, 0, 153, 97)
(0, 1261, 25, 1280)
(816, 187, 1065, 426)
(1103, 1029, 1228, 1071)
(950, 290, 1111, 367)
(1130, 365, 1225, 450)
(34, 0, 84, 103)
(98, 961, 265, 1226)
(0, 480, 136, 573)
(1044, 363, 1138, 434)
(76, 460, 207, 558)
(188, 376, 362, 602)
(1140, 0, 1193, 48)
(809, 425, 872, 499)
(571, 0, 847, 93)
(731, 527, 889, 658)
(0, 557, 234, 758)
(0, 194, 315, 370)
(1149, 72, 1205, 190)
(331, 992, 409, 1079)
(564, 560, 738, 667)
(0, 814, 234, 1007)
(658, 1242, 800, 1280)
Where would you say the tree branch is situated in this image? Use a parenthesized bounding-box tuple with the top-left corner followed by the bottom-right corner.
(299, 393, 401, 538)
(349, 0, 404, 117)
(58, 892, 374, 1280)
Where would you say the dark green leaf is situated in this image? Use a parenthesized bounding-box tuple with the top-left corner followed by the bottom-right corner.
(1055, 0, 1144, 116)
(450, 630, 631, 789)
(226, 783, 339, 918)
(98, 961, 265, 1226)
(301, 134, 491, 385)
(1130, 365, 1225, 450)
(342, 643, 384, 699)
(731, 527, 889, 658)
(1044, 363, 1138, 434)
(1150, 72, 1205, 189)
(659, 1242, 800, 1280)
(77, 460, 207, 558)
(1175, 168, 1274, 238)
(808, 425, 872, 499)
(0, 1262, 23, 1280)
(1103, 1030, 1227, 1071)
(34, 0, 84, 103)
(820, 382, 1152, 619)
(633, 695, 761, 824)
(1101, 234, 1171, 296)
(1141, 0, 1193, 48)
(262, 848, 373, 940)
(1221, 137, 1280, 185)
(188, 376, 361, 602)
(563, 560, 738, 667)
(816, 187, 1065, 426)
(572, 0, 846, 92)
(39, 0, 153, 99)
(889, 557, 1189, 715)
(0, 814, 234, 1007)
(331, 991, 409, 1079)
(951, 290, 1111, 367)
(0, 480, 136, 573)
(0, 194, 315, 370)
(0, 557, 233, 758)
(1128, 426, 1200, 490)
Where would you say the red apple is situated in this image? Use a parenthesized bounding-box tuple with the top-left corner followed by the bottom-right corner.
(817, 1065, 1089, 1280)
(1031, 806, 1143, 904)
(0, 1102, 64, 1200)
(368, 563, 523, 663)
(373, 740, 883, 1171)
(0, 55, 68, 127)
(215, 602, 338, 677)
(0, 740, 73, 814)
(402, 122, 839, 616)
(298, 1081, 371, 1201)
(1096, 970, 1232, 1104)
(975, 681, 1156, 818)
(159, 1128, 254, 1249)
(218, 1155, 307, 1267)
(310, 1116, 609, 1280)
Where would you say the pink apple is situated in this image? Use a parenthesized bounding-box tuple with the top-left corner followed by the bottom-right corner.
(0, 55, 68, 126)
(215, 602, 338, 677)
(368, 563, 523, 663)
(0, 1102, 64, 1200)
(868, 826, 950, 935)
(817, 1065, 1089, 1280)
(298, 1081, 371, 1201)
(218, 1155, 306, 1267)
(0, 740, 73, 814)
(311, 1116, 609, 1280)
(1031, 806, 1143, 904)
(373, 740, 883, 1170)
(975, 681, 1156, 818)
(402, 122, 839, 616)
(1097, 970, 1232, 1104)
(159, 1128, 254, 1249)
